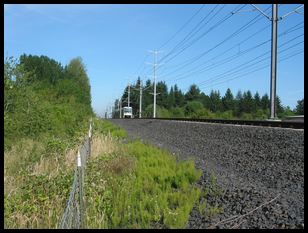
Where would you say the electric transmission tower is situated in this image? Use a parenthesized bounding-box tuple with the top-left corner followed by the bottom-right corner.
(127, 82, 131, 107)
(148, 50, 163, 118)
(233, 4, 304, 119)
(139, 80, 143, 118)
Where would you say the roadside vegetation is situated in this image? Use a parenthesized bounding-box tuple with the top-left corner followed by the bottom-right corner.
(113, 78, 304, 119)
(4, 54, 93, 228)
(4, 54, 224, 229)
(86, 118, 203, 228)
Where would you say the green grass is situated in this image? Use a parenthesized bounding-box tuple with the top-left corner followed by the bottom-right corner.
(94, 119, 127, 139)
(85, 119, 202, 229)
(4, 118, 220, 229)
(4, 125, 88, 228)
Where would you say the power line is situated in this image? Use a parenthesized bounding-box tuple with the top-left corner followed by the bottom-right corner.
(199, 49, 303, 92)
(161, 22, 303, 83)
(136, 4, 206, 79)
(158, 4, 229, 65)
(158, 4, 206, 50)
(157, 22, 271, 77)
(194, 38, 303, 88)
(183, 39, 304, 93)
(157, 4, 222, 64)
(157, 5, 272, 78)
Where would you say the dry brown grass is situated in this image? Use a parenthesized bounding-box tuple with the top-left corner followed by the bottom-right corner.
(4, 139, 43, 196)
(90, 133, 119, 159)
(105, 156, 136, 175)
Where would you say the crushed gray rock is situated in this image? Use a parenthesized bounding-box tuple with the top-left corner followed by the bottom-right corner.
(109, 119, 304, 229)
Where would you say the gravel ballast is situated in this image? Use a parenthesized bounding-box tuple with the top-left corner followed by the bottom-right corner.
(109, 119, 304, 229)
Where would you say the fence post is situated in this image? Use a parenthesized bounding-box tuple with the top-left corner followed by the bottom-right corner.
(77, 150, 84, 228)
(88, 122, 92, 158)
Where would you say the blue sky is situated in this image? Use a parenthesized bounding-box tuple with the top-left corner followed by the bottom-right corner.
(4, 4, 304, 116)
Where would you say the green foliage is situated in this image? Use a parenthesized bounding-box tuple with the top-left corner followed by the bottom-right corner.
(156, 106, 171, 118)
(115, 77, 300, 120)
(5, 170, 73, 228)
(4, 54, 93, 228)
(294, 98, 304, 115)
(278, 106, 296, 119)
(222, 88, 234, 112)
(170, 107, 185, 118)
(217, 110, 234, 120)
(185, 84, 201, 102)
(253, 109, 268, 120)
(184, 101, 204, 117)
(94, 118, 127, 138)
(4, 54, 93, 150)
(20, 54, 63, 85)
(241, 112, 254, 120)
(86, 121, 202, 229)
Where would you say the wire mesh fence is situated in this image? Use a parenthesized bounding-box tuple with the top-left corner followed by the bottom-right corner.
(58, 121, 92, 229)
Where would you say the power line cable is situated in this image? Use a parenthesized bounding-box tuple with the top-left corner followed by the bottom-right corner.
(199, 49, 303, 92)
(162, 23, 303, 83)
(157, 5, 271, 77)
(158, 4, 206, 50)
(192, 39, 304, 90)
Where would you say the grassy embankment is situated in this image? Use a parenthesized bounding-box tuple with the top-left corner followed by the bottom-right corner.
(4, 117, 222, 229)
(84, 118, 223, 229)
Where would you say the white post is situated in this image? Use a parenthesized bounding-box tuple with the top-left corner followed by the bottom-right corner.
(139, 80, 142, 118)
(119, 99, 122, 118)
(128, 82, 130, 107)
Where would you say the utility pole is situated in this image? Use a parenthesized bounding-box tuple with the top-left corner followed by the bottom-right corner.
(117, 99, 120, 119)
(269, 4, 278, 119)
(139, 80, 142, 118)
(128, 82, 130, 107)
(119, 98, 122, 118)
(233, 4, 303, 120)
(148, 50, 163, 118)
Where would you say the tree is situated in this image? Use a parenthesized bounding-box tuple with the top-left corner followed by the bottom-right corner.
(261, 94, 270, 111)
(276, 96, 284, 116)
(64, 57, 92, 113)
(167, 86, 176, 108)
(209, 90, 222, 112)
(253, 92, 261, 113)
(242, 90, 254, 113)
(200, 92, 211, 109)
(143, 79, 153, 112)
(185, 84, 201, 102)
(174, 84, 185, 107)
(20, 54, 63, 85)
(234, 90, 243, 117)
(294, 98, 304, 115)
(222, 88, 234, 111)
(4, 54, 93, 149)
(184, 101, 204, 117)
(156, 81, 169, 108)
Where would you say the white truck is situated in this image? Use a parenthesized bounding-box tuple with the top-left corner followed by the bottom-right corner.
(123, 106, 133, 118)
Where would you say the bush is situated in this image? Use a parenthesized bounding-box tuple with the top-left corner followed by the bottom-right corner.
(218, 110, 234, 120)
(241, 112, 253, 120)
(184, 101, 204, 117)
(170, 107, 185, 118)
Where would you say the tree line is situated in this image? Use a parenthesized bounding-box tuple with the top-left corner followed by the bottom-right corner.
(4, 54, 93, 149)
(113, 77, 303, 119)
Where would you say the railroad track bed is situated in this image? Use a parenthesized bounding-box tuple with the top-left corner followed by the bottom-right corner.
(134, 117, 304, 129)
(110, 119, 304, 229)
